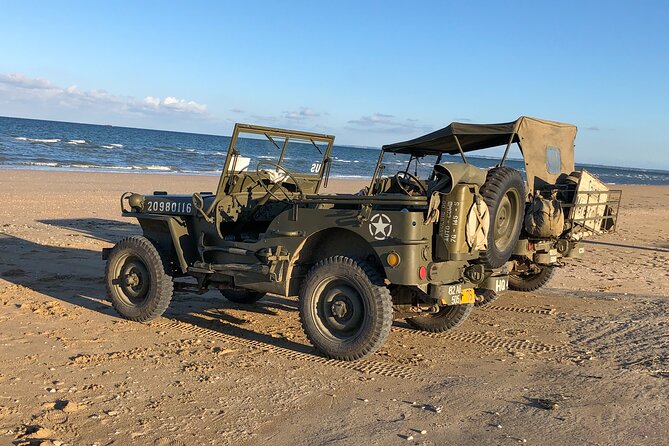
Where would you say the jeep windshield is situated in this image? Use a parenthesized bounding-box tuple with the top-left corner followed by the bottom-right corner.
(222, 124, 334, 177)
(213, 124, 335, 202)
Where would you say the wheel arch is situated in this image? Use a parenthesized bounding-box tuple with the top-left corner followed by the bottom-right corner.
(286, 228, 384, 295)
(135, 215, 195, 274)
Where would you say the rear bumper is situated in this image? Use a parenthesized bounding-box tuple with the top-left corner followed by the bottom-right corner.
(428, 270, 509, 305)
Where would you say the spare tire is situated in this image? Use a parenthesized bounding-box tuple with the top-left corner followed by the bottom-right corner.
(479, 167, 525, 268)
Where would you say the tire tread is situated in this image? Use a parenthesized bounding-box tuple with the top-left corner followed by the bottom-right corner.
(105, 235, 174, 322)
(406, 304, 473, 333)
(509, 266, 555, 292)
(298, 256, 393, 361)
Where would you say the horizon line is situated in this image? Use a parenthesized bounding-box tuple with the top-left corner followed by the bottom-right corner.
(1, 114, 666, 174)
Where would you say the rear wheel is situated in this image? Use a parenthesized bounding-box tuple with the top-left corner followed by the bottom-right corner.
(509, 266, 555, 292)
(105, 236, 173, 322)
(220, 289, 265, 304)
(299, 256, 393, 361)
(480, 167, 525, 268)
(474, 288, 499, 307)
(406, 304, 473, 333)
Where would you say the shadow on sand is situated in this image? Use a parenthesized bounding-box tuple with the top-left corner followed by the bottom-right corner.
(582, 239, 669, 253)
(1, 218, 317, 357)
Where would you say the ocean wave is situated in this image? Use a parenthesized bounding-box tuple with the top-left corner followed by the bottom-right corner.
(67, 139, 87, 144)
(16, 137, 61, 143)
(70, 163, 114, 169)
(180, 169, 222, 176)
(67, 163, 173, 171)
(17, 161, 59, 167)
(331, 174, 372, 179)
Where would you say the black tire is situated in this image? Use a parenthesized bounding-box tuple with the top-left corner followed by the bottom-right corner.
(105, 236, 174, 322)
(509, 266, 555, 292)
(474, 288, 499, 307)
(480, 167, 525, 268)
(220, 289, 265, 304)
(406, 304, 473, 333)
(299, 256, 393, 361)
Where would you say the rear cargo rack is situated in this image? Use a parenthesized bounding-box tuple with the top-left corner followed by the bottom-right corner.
(559, 189, 622, 240)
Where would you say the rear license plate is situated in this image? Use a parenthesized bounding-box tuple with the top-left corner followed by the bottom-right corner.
(441, 287, 476, 305)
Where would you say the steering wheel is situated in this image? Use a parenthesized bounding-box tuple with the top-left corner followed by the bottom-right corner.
(394, 171, 427, 196)
(255, 160, 304, 203)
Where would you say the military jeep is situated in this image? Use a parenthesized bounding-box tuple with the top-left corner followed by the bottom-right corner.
(104, 123, 522, 360)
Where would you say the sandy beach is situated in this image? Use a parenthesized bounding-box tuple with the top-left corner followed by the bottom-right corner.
(0, 169, 668, 445)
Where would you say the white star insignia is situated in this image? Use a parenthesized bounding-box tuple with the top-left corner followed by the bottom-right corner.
(369, 214, 392, 240)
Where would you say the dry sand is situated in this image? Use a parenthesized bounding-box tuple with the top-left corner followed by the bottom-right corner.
(0, 169, 667, 445)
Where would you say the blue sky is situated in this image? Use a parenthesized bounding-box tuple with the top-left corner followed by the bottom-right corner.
(0, 1, 667, 169)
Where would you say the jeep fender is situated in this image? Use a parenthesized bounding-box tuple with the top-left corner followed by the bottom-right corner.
(292, 228, 381, 268)
(134, 214, 195, 273)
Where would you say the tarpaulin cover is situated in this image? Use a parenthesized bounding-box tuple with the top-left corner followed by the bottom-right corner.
(383, 116, 577, 193)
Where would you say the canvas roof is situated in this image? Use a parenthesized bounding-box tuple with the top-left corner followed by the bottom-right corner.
(383, 116, 575, 155)
(383, 116, 578, 194)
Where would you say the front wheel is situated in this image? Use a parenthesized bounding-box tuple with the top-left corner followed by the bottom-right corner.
(509, 266, 555, 292)
(299, 256, 393, 361)
(105, 236, 174, 322)
(406, 304, 473, 332)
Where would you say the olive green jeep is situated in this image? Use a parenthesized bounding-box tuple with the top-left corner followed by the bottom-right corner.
(103, 119, 617, 360)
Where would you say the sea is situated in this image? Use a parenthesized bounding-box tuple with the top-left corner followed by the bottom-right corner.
(1, 116, 668, 185)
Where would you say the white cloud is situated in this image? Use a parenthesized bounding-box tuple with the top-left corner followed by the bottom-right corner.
(299, 107, 320, 117)
(0, 73, 54, 90)
(282, 106, 321, 120)
(347, 113, 431, 134)
(0, 72, 208, 118)
(138, 95, 207, 114)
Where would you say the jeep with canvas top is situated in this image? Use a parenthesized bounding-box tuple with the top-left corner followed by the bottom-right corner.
(103, 118, 619, 360)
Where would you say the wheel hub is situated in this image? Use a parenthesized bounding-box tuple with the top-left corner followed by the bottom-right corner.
(124, 273, 140, 287)
(331, 299, 349, 319)
(314, 281, 365, 340)
(115, 257, 150, 303)
(494, 192, 518, 250)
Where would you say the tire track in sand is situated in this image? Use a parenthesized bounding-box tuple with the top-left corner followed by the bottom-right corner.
(150, 318, 422, 380)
